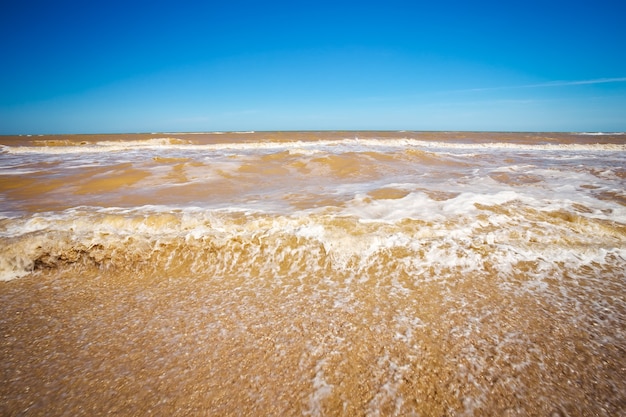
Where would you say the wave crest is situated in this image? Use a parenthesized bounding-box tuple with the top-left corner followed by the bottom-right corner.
(2, 206, 623, 282)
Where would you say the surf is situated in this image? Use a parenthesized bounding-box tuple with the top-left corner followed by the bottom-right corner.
(1, 131, 625, 415)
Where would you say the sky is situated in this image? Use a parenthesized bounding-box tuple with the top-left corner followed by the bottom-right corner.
(1, 0, 625, 134)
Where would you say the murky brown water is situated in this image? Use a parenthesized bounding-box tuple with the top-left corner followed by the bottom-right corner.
(1, 131, 625, 415)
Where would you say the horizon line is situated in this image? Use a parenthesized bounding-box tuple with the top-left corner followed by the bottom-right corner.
(2, 129, 626, 137)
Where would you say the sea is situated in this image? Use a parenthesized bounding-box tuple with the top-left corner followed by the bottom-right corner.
(1, 131, 625, 416)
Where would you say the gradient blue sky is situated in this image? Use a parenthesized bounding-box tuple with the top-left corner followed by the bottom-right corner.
(1, 0, 625, 134)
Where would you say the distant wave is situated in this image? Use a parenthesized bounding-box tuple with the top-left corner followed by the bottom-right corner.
(575, 132, 625, 136)
(2, 137, 625, 155)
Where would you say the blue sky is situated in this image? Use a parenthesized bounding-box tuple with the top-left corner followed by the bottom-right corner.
(1, 0, 625, 134)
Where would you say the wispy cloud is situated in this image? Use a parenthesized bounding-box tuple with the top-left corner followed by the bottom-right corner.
(464, 77, 626, 92)
(542, 77, 626, 86)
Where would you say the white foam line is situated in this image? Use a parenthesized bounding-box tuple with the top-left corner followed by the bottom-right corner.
(2, 138, 625, 155)
(576, 132, 625, 136)
(305, 359, 333, 417)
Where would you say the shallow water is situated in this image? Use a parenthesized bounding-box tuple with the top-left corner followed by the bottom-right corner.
(1, 131, 625, 415)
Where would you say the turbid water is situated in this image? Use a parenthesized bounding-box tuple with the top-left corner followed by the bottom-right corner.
(1, 131, 625, 415)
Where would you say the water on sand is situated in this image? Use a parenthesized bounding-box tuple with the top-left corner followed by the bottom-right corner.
(1, 131, 625, 415)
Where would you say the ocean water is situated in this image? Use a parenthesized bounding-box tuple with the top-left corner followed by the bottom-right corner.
(1, 131, 625, 415)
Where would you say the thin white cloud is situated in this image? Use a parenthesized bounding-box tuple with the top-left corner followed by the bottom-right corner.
(536, 77, 626, 87)
(464, 77, 626, 92)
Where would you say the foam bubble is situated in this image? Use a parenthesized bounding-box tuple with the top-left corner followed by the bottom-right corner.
(305, 359, 333, 417)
